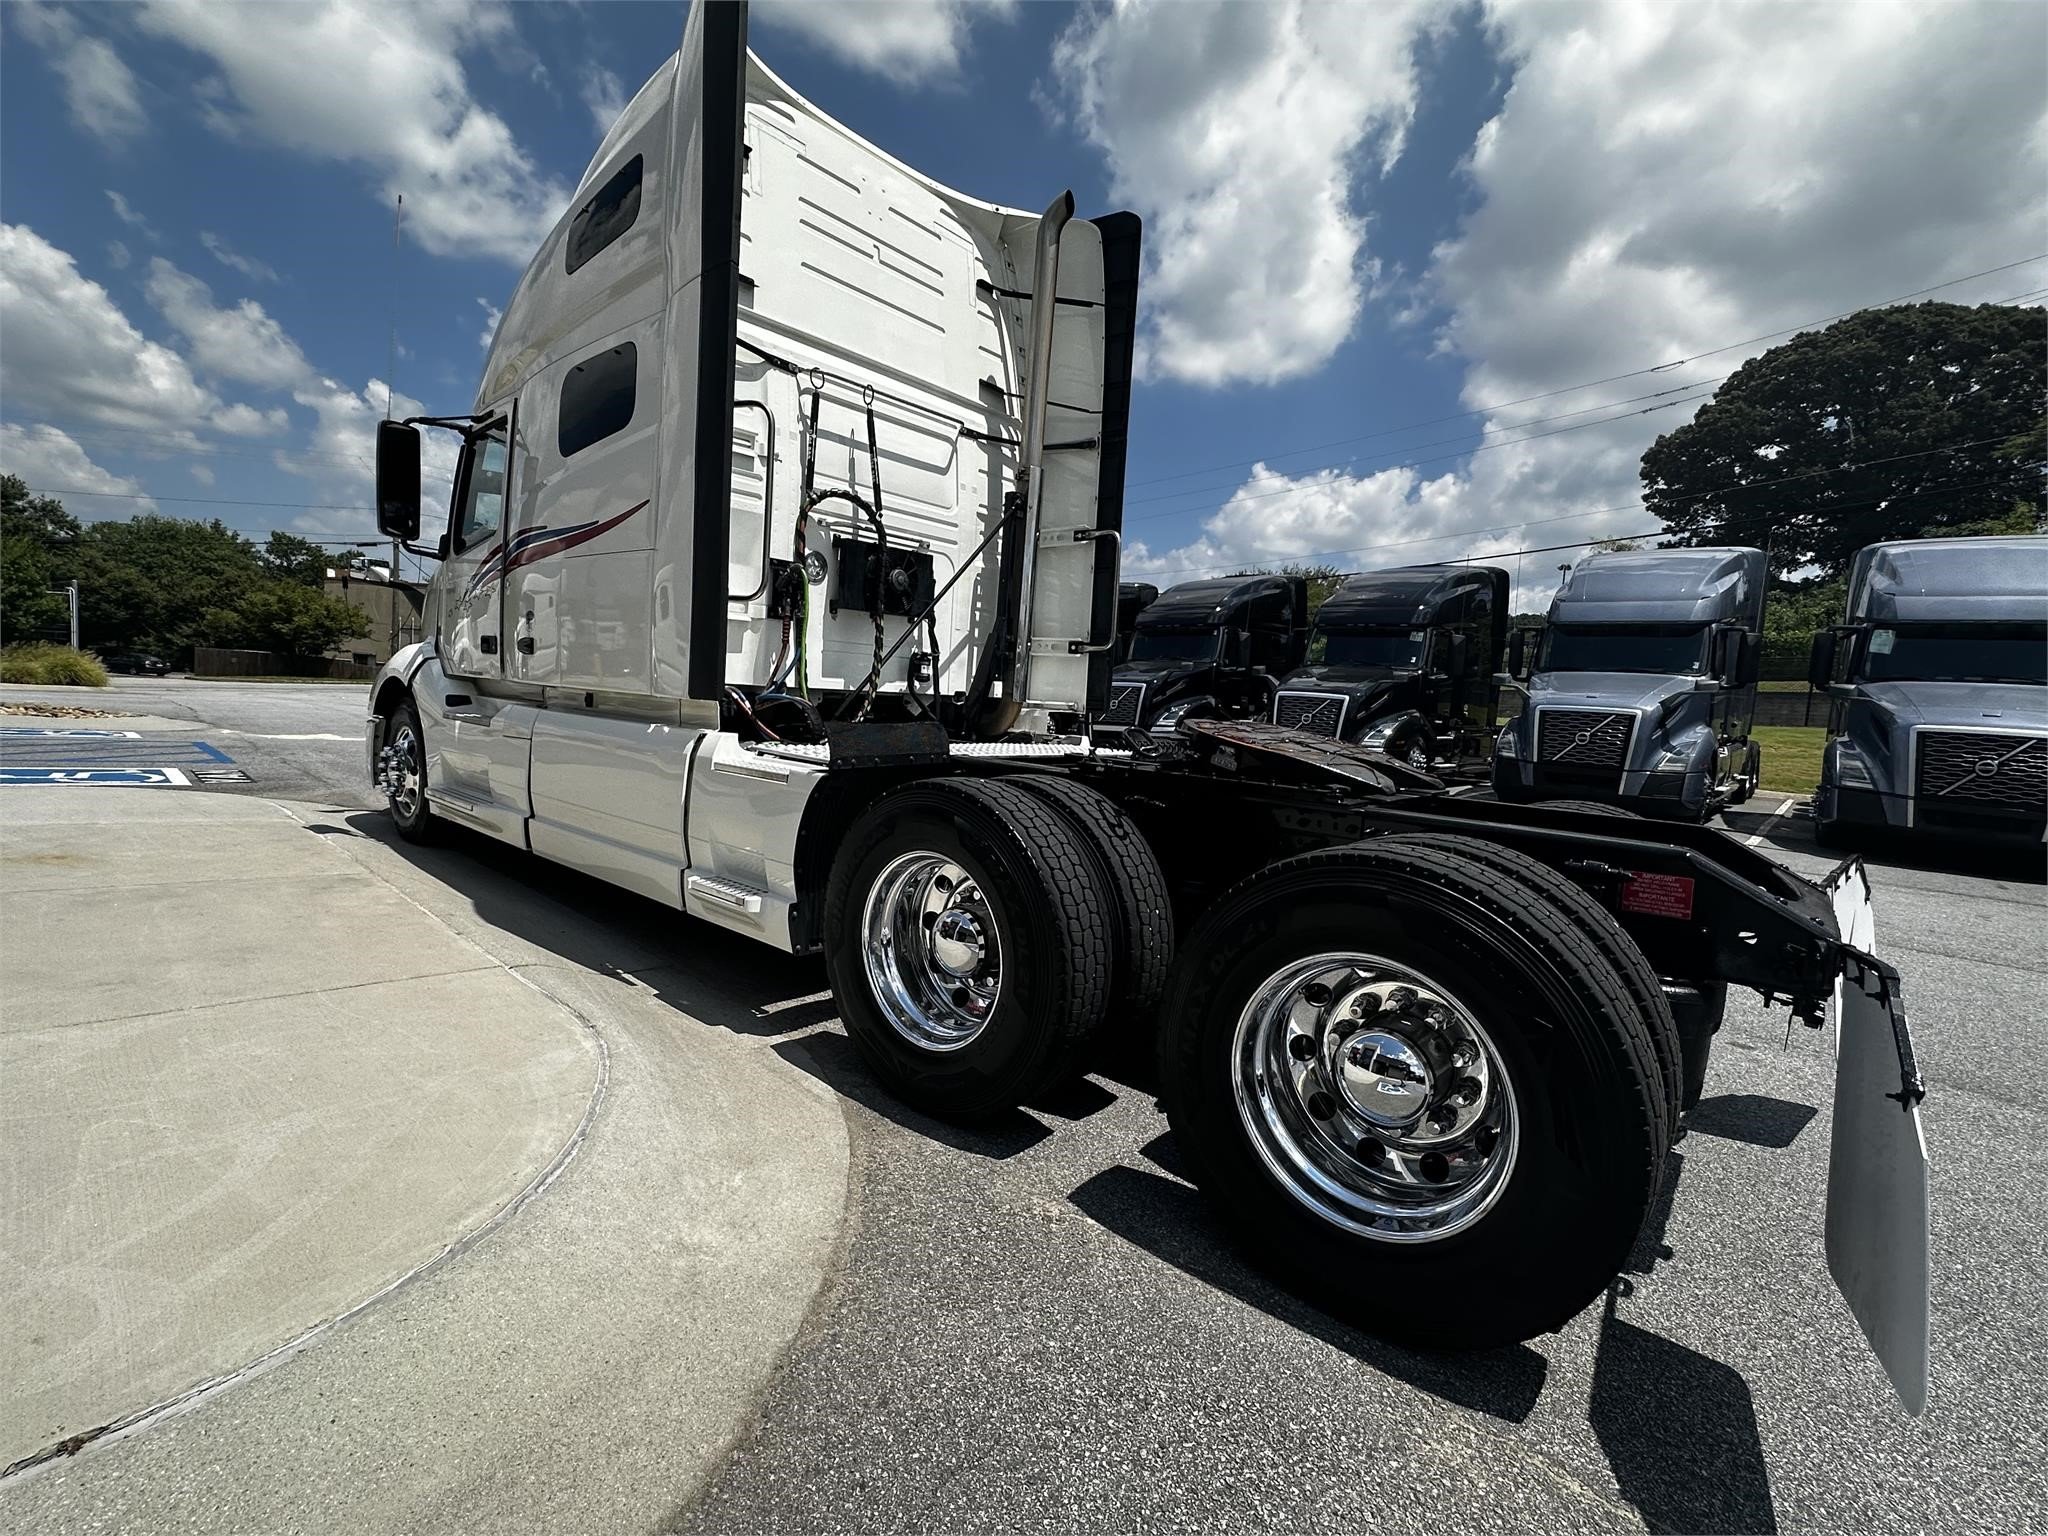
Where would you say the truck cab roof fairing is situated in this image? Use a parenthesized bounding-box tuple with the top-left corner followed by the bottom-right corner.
(1848, 535, 2048, 624)
(1139, 575, 1297, 628)
(1551, 547, 1766, 627)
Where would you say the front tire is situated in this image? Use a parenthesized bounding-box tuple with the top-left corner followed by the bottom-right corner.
(824, 778, 1113, 1119)
(1160, 840, 1666, 1349)
(381, 699, 437, 845)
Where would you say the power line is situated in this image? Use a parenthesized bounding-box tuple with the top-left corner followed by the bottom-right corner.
(1122, 252, 2048, 495)
(1132, 439, 2028, 582)
(26, 486, 373, 511)
(1121, 277, 2048, 529)
(1121, 378, 1730, 515)
(1141, 475, 2019, 588)
(1122, 387, 1722, 522)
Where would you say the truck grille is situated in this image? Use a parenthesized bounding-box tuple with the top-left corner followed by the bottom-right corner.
(1537, 708, 1634, 768)
(1274, 691, 1346, 737)
(1916, 730, 2048, 812)
(1101, 682, 1144, 727)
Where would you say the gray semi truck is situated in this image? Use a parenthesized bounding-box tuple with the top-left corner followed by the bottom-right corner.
(1269, 563, 1508, 777)
(1494, 546, 1766, 821)
(1101, 574, 1308, 732)
(1810, 535, 2048, 847)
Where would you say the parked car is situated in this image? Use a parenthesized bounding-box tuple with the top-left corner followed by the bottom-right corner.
(103, 653, 171, 676)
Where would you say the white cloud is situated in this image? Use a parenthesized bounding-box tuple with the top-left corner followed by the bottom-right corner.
(190, 463, 216, 486)
(209, 403, 291, 437)
(1129, 1, 2047, 600)
(477, 297, 502, 350)
(579, 64, 627, 140)
(1052, 0, 1443, 387)
(0, 223, 216, 448)
(135, 0, 572, 264)
(144, 258, 312, 390)
(199, 231, 279, 284)
(285, 377, 460, 540)
(13, 4, 147, 146)
(104, 189, 158, 240)
(0, 423, 156, 515)
(755, 0, 1017, 86)
(107, 239, 131, 270)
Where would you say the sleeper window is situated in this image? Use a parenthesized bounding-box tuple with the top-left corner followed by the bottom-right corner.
(565, 156, 642, 275)
(559, 343, 637, 458)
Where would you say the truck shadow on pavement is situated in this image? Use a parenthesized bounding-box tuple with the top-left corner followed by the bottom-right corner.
(336, 810, 1778, 1533)
(1718, 805, 2047, 884)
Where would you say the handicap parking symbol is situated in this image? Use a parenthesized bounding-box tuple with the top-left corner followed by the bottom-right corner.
(0, 767, 193, 787)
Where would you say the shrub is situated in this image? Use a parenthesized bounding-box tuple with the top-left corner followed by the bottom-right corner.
(0, 643, 110, 687)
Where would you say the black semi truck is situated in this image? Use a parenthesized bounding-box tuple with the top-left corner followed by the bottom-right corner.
(1269, 563, 1508, 776)
(1101, 574, 1308, 732)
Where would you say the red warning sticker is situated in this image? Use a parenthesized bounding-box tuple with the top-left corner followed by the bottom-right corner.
(1620, 871, 1695, 920)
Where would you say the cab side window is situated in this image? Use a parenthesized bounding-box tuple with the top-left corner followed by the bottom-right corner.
(566, 156, 643, 275)
(559, 343, 638, 458)
(455, 425, 508, 552)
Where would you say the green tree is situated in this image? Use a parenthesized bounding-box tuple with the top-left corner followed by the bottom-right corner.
(1, 475, 83, 643)
(258, 531, 338, 588)
(204, 580, 367, 657)
(1641, 302, 2045, 577)
(70, 515, 262, 655)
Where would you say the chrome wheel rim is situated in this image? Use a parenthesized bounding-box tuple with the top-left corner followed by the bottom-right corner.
(1232, 952, 1518, 1242)
(860, 852, 1003, 1051)
(382, 724, 423, 821)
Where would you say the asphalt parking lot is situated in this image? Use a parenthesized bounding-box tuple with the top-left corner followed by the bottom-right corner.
(3, 680, 2043, 1533)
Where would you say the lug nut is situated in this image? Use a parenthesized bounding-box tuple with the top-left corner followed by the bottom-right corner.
(1288, 1033, 1316, 1061)
(1419, 1002, 1451, 1029)
(1302, 982, 1332, 1007)
(1386, 986, 1418, 1012)
(1452, 1077, 1481, 1106)
(1354, 992, 1382, 1016)
(1429, 1108, 1458, 1134)
(1451, 1041, 1477, 1068)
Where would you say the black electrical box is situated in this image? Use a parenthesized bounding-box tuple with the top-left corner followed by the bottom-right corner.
(766, 557, 804, 620)
(832, 536, 934, 618)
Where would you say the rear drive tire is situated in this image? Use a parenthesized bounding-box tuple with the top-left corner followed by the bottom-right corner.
(1160, 839, 1666, 1349)
(382, 699, 438, 845)
(1377, 832, 1682, 1140)
(1009, 772, 1173, 1025)
(824, 777, 1112, 1119)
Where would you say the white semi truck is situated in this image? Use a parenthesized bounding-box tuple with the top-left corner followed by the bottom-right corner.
(367, 2, 1929, 1404)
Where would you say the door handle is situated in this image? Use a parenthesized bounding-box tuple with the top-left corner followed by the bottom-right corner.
(479, 634, 498, 654)
(516, 635, 535, 654)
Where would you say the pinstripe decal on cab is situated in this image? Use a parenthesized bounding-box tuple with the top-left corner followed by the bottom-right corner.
(459, 500, 649, 603)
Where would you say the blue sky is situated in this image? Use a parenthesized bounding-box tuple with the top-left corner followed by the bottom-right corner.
(2, 1, 2041, 604)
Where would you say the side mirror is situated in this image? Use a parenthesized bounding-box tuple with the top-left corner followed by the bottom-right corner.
(1506, 629, 1527, 679)
(1736, 631, 1761, 688)
(1807, 629, 1839, 691)
(376, 421, 422, 542)
(1448, 632, 1471, 676)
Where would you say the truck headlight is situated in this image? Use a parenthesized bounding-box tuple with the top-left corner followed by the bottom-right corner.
(1653, 749, 1690, 772)
(1834, 742, 1873, 787)
(1494, 728, 1517, 757)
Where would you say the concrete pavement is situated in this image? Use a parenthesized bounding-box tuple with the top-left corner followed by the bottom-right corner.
(0, 791, 849, 1531)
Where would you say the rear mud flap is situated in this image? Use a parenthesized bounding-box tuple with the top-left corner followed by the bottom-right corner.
(1822, 857, 1930, 1415)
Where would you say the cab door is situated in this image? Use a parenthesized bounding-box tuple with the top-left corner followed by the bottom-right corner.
(438, 416, 511, 678)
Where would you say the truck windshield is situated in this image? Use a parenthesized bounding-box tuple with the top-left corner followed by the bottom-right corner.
(1307, 628, 1425, 668)
(1541, 624, 1708, 676)
(1858, 624, 2048, 685)
(1129, 628, 1219, 663)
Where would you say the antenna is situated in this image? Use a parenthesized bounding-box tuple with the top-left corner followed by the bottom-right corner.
(385, 194, 403, 420)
